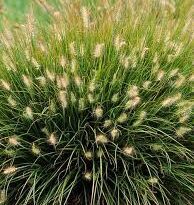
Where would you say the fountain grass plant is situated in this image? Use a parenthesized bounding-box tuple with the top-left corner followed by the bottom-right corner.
(0, 0, 194, 204)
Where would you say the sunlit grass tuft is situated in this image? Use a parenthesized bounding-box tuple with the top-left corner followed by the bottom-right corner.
(0, 0, 194, 204)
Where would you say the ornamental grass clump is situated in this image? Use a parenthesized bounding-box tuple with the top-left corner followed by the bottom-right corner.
(0, 0, 194, 204)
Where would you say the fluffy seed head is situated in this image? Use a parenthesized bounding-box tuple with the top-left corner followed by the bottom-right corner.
(96, 134, 108, 144)
(22, 75, 32, 87)
(8, 136, 19, 146)
(49, 100, 56, 113)
(177, 101, 193, 123)
(74, 75, 82, 86)
(32, 143, 41, 155)
(56, 75, 69, 89)
(89, 81, 96, 92)
(36, 76, 46, 86)
(141, 47, 149, 59)
(148, 177, 158, 185)
(48, 133, 57, 145)
(0, 189, 6, 204)
(139, 111, 147, 119)
(93, 43, 105, 58)
(3, 149, 16, 157)
(133, 111, 147, 126)
(123, 146, 135, 156)
(188, 74, 194, 82)
(153, 52, 158, 63)
(128, 85, 139, 98)
(161, 93, 181, 107)
(111, 93, 119, 103)
(152, 62, 160, 73)
(24, 106, 33, 119)
(96, 149, 103, 158)
(120, 55, 130, 69)
(174, 74, 185, 88)
(88, 93, 95, 103)
(169, 68, 179, 78)
(71, 59, 77, 73)
(125, 96, 141, 109)
(70, 92, 76, 104)
(117, 113, 128, 124)
(103, 119, 112, 128)
(83, 172, 92, 181)
(94, 106, 103, 118)
(151, 144, 163, 151)
(58, 90, 67, 108)
(79, 44, 85, 56)
(142, 81, 151, 89)
(1, 80, 11, 91)
(60, 56, 67, 68)
(3, 166, 17, 175)
(114, 35, 126, 51)
(81, 7, 90, 29)
(2, 54, 16, 72)
(39, 42, 47, 53)
(7, 96, 17, 107)
(156, 69, 165, 81)
(84, 151, 93, 160)
(177, 101, 193, 112)
(46, 70, 55, 81)
(42, 127, 49, 135)
(179, 114, 190, 123)
(110, 128, 119, 140)
(176, 126, 191, 137)
(69, 42, 76, 56)
(124, 57, 130, 69)
(167, 54, 175, 62)
(25, 50, 30, 61)
(79, 98, 85, 110)
(31, 57, 40, 69)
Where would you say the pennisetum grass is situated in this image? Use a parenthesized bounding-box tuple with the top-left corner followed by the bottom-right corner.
(0, 0, 194, 204)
